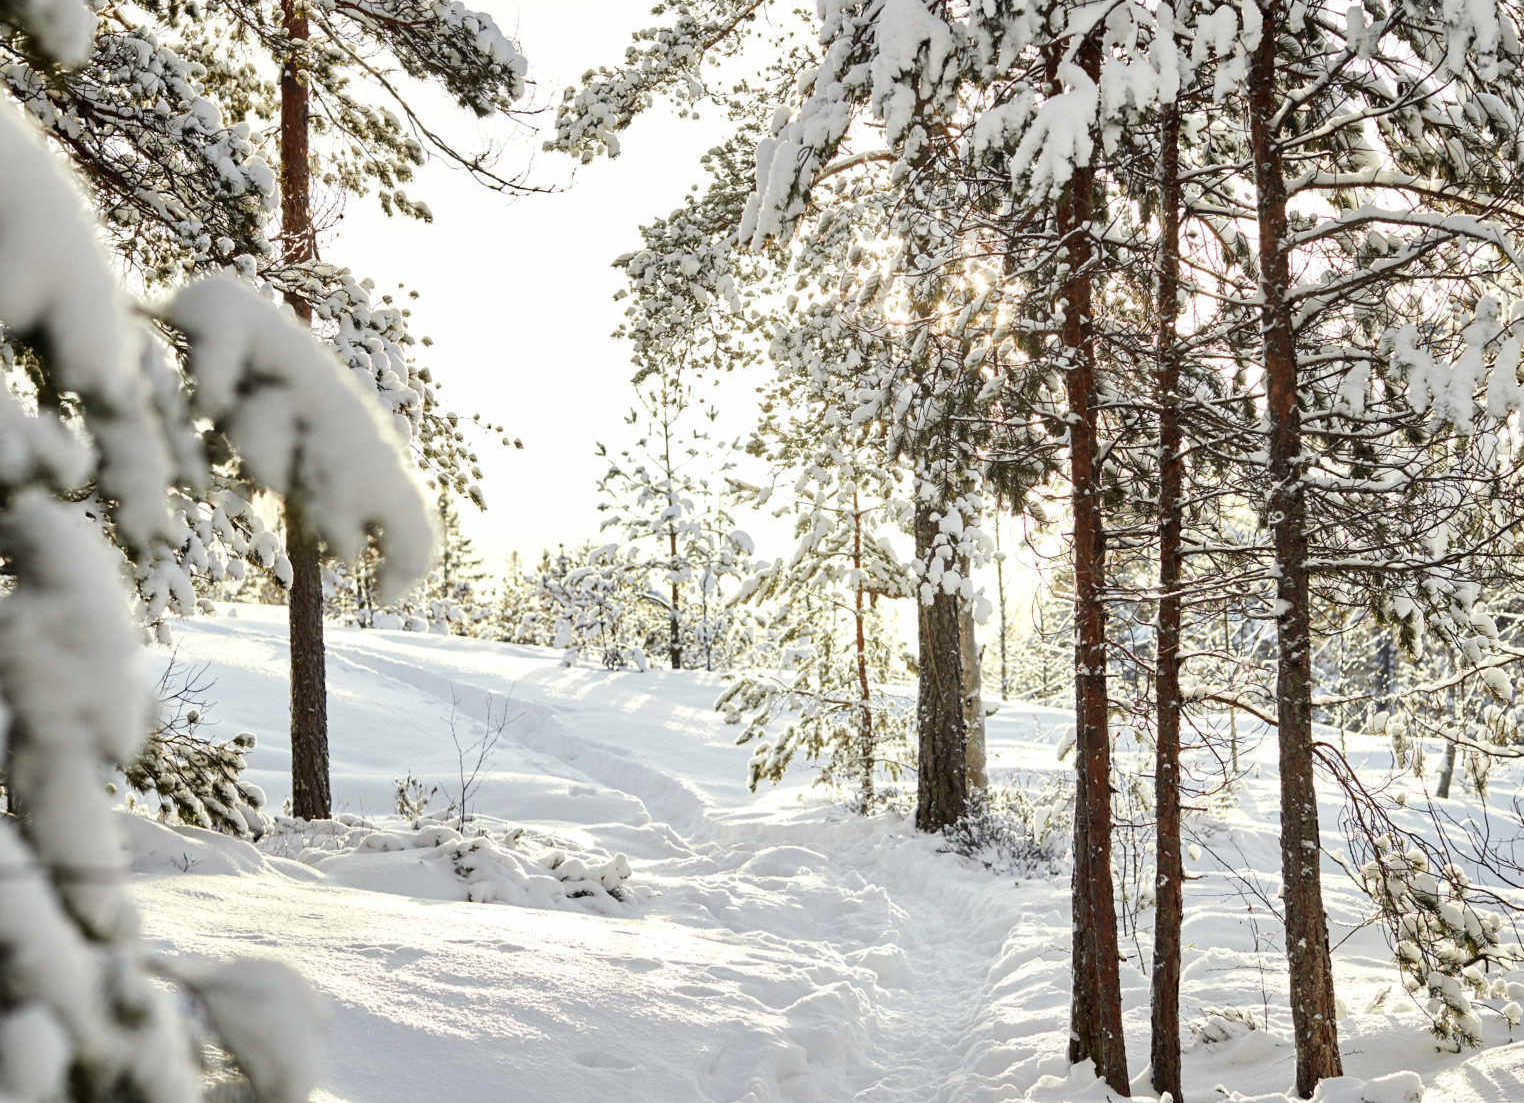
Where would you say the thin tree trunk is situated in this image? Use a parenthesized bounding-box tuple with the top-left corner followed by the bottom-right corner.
(996, 516, 1010, 699)
(1150, 94, 1185, 1103)
(1377, 636, 1396, 715)
(1226, 607, 1239, 775)
(960, 603, 987, 792)
(914, 498, 967, 833)
(667, 527, 682, 670)
(661, 404, 683, 670)
(853, 492, 875, 805)
(281, 0, 330, 821)
(1437, 739, 1459, 799)
(1249, 8, 1343, 1093)
(1057, 33, 1129, 1094)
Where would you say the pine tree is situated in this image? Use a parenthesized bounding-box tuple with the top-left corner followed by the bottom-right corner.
(1224, 0, 1524, 1088)
(597, 371, 749, 670)
(3, 0, 522, 820)
(720, 498, 914, 800)
(722, 376, 915, 802)
(126, 657, 268, 837)
(256, 0, 529, 818)
(0, 3, 433, 1093)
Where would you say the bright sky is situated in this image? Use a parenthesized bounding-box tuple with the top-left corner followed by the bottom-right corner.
(333, 1, 733, 568)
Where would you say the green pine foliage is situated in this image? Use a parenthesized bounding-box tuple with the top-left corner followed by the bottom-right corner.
(124, 658, 268, 837)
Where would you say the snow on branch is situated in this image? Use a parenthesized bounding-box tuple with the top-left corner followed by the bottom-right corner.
(325, 0, 527, 116)
(0, 97, 174, 553)
(0, 0, 95, 64)
(164, 276, 436, 602)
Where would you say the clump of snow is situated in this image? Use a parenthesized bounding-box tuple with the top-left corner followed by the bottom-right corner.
(4, 0, 95, 65)
(184, 958, 322, 1103)
(0, 106, 172, 551)
(0, 1004, 70, 1099)
(118, 811, 306, 878)
(166, 276, 435, 601)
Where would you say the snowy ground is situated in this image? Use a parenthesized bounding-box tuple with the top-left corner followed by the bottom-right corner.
(127, 604, 1524, 1102)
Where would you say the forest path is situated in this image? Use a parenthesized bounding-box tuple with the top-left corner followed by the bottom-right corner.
(308, 626, 1089, 1102)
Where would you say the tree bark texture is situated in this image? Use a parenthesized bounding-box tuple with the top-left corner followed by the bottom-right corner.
(666, 525, 684, 670)
(281, 0, 330, 821)
(914, 499, 967, 833)
(286, 507, 331, 820)
(1058, 33, 1129, 1096)
(1248, 7, 1343, 1093)
(1150, 94, 1185, 1103)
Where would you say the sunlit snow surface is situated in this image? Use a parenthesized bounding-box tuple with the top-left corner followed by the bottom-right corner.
(130, 604, 1524, 1102)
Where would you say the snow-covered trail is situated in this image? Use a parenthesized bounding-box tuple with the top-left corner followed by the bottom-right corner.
(136, 607, 1086, 1103)
(132, 607, 1524, 1101)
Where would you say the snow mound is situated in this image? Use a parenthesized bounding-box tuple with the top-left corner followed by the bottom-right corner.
(258, 813, 635, 914)
(120, 811, 280, 877)
(1223, 1072, 1425, 1103)
(1426, 1041, 1524, 1102)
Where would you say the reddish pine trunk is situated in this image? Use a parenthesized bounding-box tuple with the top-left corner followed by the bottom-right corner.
(286, 511, 330, 819)
(281, 0, 330, 821)
(1151, 96, 1185, 1103)
(1248, 6, 1343, 1095)
(1058, 35, 1129, 1095)
(914, 498, 967, 833)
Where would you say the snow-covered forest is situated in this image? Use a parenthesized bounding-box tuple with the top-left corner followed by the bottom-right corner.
(6, 0, 1524, 1099)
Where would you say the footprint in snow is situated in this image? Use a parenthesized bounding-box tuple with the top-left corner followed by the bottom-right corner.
(574, 1052, 637, 1071)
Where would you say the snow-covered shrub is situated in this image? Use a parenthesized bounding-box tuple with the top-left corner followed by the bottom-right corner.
(123, 657, 267, 837)
(938, 781, 1071, 877)
(260, 815, 635, 913)
(456, 837, 632, 908)
(1187, 1007, 1260, 1047)
(540, 544, 638, 664)
(393, 772, 443, 822)
(1358, 835, 1524, 1047)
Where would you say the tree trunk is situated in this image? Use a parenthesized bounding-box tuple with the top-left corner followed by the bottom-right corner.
(281, 0, 330, 821)
(996, 515, 1010, 699)
(1150, 94, 1185, 1103)
(287, 509, 331, 819)
(914, 498, 967, 833)
(1437, 739, 1460, 799)
(960, 603, 987, 792)
(668, 527, 683, 670)
(1057, 34, 1129, 1095)
(1249, 8, 1343, 1094)
(1227, 607, 1239, 775)
(853, 492, 875, 805)
(1377, 636, 1396, 715)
